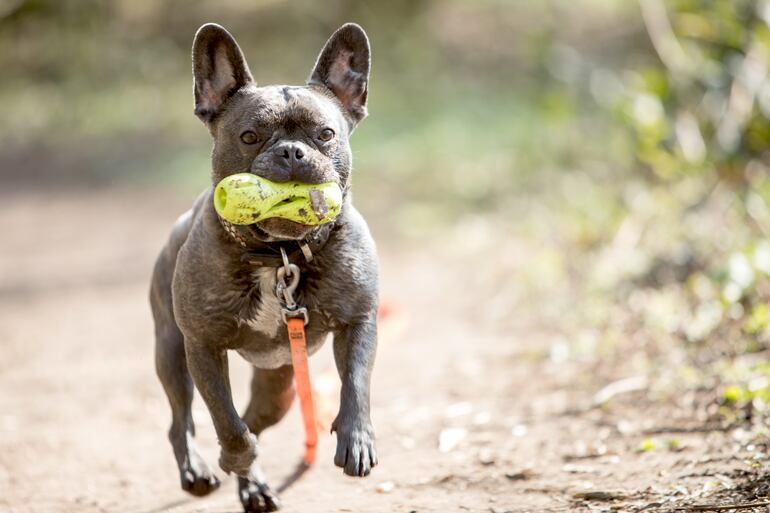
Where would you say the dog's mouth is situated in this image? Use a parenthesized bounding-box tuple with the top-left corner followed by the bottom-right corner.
(250, 218, 316, 241)
(253, 196, 320, 240)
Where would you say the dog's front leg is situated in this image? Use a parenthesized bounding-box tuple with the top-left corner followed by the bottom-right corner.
(185, 340, 258, 477)
(331, 317, 378, 477)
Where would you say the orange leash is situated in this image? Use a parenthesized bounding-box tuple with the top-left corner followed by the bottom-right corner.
(286, 317, 318, 465)
(276, 250, 411, 466)
(275, 248, 318, 466)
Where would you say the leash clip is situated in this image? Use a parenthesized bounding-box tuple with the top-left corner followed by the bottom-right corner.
(276, 247, 309, 325)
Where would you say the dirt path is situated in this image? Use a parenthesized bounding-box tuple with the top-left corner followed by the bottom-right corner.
(0, 188, 766, 513)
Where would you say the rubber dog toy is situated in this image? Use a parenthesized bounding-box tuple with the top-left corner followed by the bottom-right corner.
(214, 173, 342, 225)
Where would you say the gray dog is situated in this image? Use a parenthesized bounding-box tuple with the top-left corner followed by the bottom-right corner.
(150, 22, 378, 512)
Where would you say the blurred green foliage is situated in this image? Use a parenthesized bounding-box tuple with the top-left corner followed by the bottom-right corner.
(606, 0, 770, 357)
(616, 0, 770, 182)
(558, 0, 770, 424)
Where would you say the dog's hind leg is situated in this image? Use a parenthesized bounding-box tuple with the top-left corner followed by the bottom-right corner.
(237, 365, 295, 512)
(151, 210, 220, 497)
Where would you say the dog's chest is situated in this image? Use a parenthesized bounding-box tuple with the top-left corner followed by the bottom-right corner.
(240, 267, 284, 338)
(235, 267, 329, 369)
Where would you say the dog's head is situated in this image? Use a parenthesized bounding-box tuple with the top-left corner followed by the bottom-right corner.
(192, 23, 370, 240)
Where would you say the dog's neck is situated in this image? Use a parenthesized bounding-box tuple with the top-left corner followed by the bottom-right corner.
(218, 216, 334, 267)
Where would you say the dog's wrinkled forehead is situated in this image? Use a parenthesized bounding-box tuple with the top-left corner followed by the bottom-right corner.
(232, 85, 345, 133)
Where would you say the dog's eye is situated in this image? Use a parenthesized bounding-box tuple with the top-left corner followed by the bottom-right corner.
(240, 131, 260, 145)
(318, 128, 335, 142)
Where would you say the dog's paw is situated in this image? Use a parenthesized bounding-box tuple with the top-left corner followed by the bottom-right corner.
(239, 476, 281, 512)
(219, 432, 259, 477)
(332, 419, 377, 477)
(180, 454, 220, 497)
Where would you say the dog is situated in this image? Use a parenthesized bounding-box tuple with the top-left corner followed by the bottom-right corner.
(150, 22, 378, 512)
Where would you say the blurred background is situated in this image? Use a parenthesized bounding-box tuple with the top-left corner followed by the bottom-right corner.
(5, 0, 770, 511)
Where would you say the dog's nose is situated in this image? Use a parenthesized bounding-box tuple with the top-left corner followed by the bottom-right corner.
(257, 141, 312, 182)
(275, 142, 304, 166)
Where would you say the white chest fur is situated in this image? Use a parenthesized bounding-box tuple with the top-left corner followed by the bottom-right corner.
(242, 267, 283, 338)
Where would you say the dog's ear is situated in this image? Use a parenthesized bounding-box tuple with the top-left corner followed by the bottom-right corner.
(308, 23, 371, 125)
(192, 23, 254, 124)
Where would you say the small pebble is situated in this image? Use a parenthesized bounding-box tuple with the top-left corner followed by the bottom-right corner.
(473, 411, 492, 425)
(511, 424, 528, 437)
(445, 402, 474, 418)
(376, 481, 395, 493)
(478, 448, 495, 466)
(438, 427, 467, 453)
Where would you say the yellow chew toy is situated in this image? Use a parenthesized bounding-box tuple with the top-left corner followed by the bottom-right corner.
(213, 173, 342, 226)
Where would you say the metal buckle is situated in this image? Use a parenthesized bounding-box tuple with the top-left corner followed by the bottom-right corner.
(281, 306, 309, 325)
(299, 242, 313, 262)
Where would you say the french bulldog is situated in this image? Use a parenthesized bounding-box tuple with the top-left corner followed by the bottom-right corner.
(150, 22, 378, 512)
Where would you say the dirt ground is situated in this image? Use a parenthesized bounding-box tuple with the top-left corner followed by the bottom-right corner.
(1, 188, 769, 513)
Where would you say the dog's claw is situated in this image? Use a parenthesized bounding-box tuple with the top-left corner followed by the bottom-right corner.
(239, 477, 281, 512)
(181, 467, 220, 497)
(333, 420, 377, 477)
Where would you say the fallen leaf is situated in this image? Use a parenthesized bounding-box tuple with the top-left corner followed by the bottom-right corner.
(573, 490, 626, 501)
(593, 376, 648, 405)
(505, 469, 535, 480)
(562, 463, 596, 474)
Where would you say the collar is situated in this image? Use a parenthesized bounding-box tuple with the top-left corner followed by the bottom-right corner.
(219, 217, 334, 267)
